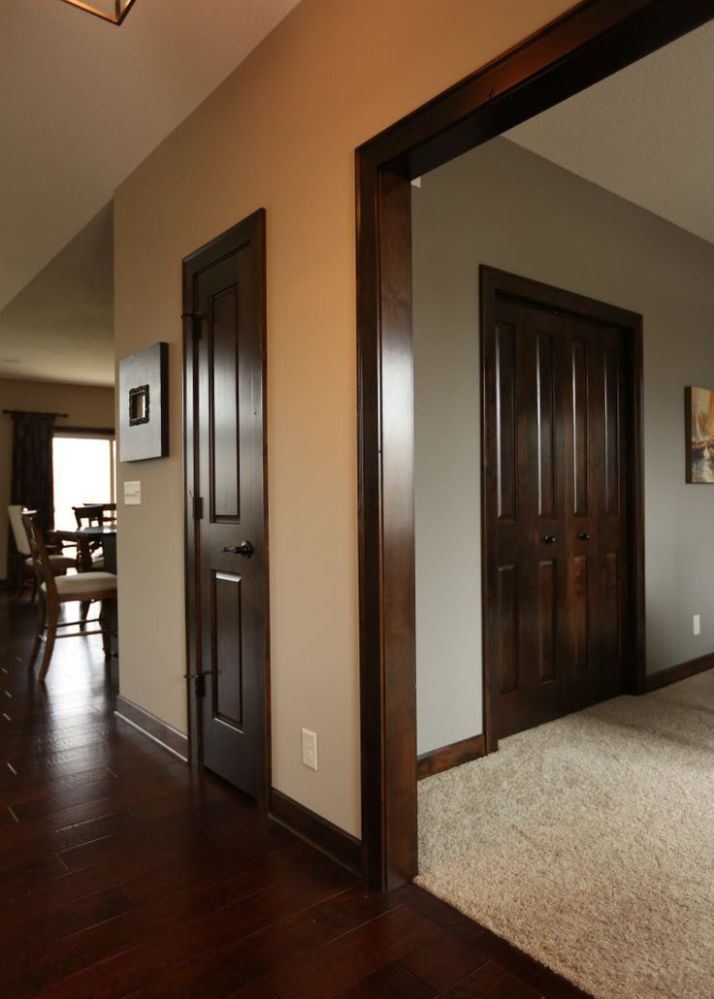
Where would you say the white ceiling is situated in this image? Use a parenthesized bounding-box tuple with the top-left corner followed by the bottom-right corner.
(2, 8, 712, 388)
(507, 19, 714, 245)
(0, 0, 300, 385)
(0, 203, 114, 386)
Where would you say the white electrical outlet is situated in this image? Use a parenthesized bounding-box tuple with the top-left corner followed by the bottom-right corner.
(693, 614, 701, 636)
(301, 728, 318, 771)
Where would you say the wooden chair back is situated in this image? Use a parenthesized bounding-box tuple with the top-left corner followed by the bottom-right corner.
(9, 505, 31, 556)
(20, 511, 58, 602)
(73, 503, 117, 528)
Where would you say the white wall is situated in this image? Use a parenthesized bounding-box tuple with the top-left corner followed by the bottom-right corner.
(113, 0, 574, 837)
(413, 137, 714, 754)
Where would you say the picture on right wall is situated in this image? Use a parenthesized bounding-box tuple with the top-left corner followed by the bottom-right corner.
(685, 386, 714, 483)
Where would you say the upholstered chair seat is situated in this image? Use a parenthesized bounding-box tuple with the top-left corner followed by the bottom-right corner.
(41, 571, 117, 598)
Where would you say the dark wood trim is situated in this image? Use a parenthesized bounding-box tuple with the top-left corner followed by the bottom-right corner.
(115, 694, 189, 761)
(479, 266, 646, 752)
(182, 210, 271, 809)
(356, 0, 713, 890)
(183, 256, 201, 771)
(417, 734, 485, 780)
(646, 653, 714, 692)
(2, 409, 69, 418)
(269, 788, 362, 877)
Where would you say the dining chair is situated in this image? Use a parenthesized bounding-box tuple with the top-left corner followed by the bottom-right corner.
(8, 505, 78, 601)
(73, 503, 117, 526)
(21, 511, 117, 681)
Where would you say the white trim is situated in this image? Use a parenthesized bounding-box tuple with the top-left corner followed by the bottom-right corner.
(114, 710, 188, 763)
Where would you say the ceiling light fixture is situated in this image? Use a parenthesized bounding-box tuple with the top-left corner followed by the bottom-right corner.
(59, 0, 138, 26)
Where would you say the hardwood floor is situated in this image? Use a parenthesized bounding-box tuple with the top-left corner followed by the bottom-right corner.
(0, 595, 589, 997)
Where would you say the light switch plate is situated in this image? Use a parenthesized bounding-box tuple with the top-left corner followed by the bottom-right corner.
(693, 614, 701, 636)
(124, 481, 141, 506)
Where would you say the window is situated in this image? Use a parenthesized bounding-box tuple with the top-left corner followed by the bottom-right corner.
(52, 435, 116, 531)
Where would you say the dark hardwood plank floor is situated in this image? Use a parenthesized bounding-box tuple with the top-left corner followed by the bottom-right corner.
(0, 595, 589, 998)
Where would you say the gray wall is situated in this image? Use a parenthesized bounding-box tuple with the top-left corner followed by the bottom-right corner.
(413, 137, 714, 755)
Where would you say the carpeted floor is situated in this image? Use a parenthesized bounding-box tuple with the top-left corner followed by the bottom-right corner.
(417, 670, 714, 999)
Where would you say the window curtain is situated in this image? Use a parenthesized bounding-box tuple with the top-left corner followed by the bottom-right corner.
(10, 412, 57, 532)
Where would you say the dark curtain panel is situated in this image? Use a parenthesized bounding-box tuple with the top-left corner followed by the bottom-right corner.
(10, 412, 57, 532)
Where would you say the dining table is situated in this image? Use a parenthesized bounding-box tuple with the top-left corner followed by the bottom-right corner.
(74, 525, 118, 574)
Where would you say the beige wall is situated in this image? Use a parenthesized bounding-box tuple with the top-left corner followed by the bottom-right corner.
(413, 138, 714, 753)
(0, 378, 115, 579)
(114, 0, 574, 837)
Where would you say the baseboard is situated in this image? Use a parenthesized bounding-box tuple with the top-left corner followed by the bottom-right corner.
(269, 788, 362, 877)
(417, 733, 485, 780)
(646, 652, 714, 692)
(115, 695, 189, 762)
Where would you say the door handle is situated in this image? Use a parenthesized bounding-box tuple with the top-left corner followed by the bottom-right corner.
(542, 535, 557, 545)
(220, 541, 254, 558)
(577, 532, 591, 541)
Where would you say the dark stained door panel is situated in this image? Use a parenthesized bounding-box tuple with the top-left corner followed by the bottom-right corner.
(184, 211, 269, 801)
(482, 269, 636, 741)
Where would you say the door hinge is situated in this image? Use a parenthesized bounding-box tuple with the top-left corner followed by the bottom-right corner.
(185, 672, 206, 698)
(182, 311, 203, 340)
(192, 496, 204, 520)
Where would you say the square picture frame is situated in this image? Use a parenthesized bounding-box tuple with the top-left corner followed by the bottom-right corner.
(119, 342, 169, 462)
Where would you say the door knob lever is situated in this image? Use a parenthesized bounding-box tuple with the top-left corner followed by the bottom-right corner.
(577, 532, 591, 541)
(220, 541, 254, 558)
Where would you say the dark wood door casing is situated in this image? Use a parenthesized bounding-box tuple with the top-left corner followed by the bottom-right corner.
(357, 0, 709, 890)
(183, 210, 270, 808)
(481, 268, 644, 750)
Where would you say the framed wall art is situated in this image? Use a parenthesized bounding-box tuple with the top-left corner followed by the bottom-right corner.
(119, 342, 169, 462)
(685, 386, 714, 484)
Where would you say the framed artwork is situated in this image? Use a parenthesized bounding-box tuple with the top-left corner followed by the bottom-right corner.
(119, 342, 169, 462)
(685, 386, 714, 484)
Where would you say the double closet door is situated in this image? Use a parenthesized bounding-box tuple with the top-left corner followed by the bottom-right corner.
(483, 270, 638, 742)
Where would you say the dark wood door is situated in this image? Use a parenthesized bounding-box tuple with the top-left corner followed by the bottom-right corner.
(482, 268, 640, 743)
(184, 210, 269, 802)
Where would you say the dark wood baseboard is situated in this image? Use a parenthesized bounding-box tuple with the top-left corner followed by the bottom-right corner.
(269, 788, 362, 877)
(417, 733, 485, 780)
(115, 695, 189, 762)
(646, 652, 714, 692)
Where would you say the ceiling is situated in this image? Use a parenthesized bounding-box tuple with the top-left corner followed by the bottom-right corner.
(0, 0, 300, 385)
(0, 203, 114, 386)
(2, 8, 712, 388)
(507, 20, 714, 245)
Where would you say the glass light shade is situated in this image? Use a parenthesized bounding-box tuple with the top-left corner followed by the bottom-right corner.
(60, 0, 138, 25)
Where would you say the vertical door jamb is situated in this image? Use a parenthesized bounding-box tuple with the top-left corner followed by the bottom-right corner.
(183, 278, 203, 768)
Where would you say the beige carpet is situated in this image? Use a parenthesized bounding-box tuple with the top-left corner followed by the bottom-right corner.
(417, 670, 714, 999)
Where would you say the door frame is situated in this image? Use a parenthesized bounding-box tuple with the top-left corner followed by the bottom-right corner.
(182, 210, 271, 809)
(480, 266, 645, 755)
(356, 0, 713, 890)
